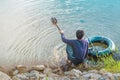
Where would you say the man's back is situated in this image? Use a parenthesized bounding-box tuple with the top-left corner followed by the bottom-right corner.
(61, 33, 88, 60)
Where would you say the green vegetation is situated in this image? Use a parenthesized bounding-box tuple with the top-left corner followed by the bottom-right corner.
(100, 55, 120, 73)
(86, 51, 120, 73)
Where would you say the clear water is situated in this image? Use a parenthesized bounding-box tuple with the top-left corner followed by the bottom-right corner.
(0, 0, 120, 67)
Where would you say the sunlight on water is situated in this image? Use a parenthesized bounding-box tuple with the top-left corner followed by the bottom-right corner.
(0, 0, 120, 69)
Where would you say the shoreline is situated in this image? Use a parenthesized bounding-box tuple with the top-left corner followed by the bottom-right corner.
(0, 64, 120, 80)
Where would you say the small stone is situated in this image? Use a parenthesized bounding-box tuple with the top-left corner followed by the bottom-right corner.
(99, 69, 107, 75)
(42, 77, 54, 80)
(0, 66, 4, 72)
(103, 72, 115, 80)
(29, 70, 40, 80)
(43, 68, 52, 76)
(88, 70, 99, 73)
(0, 71, 12, 80)
(32, 65, 45, 71)
(83, 73, 101, 80)
(71, 69, 83, 77)
(71, 77, 85, 80)
(13, 70, 19, 75)
(82, 71, 87, 75)
(113, 73, 120, 80)
(12, 74, 29, 80)
(39, 73, 46, 78)
(16, 65, 27, 73)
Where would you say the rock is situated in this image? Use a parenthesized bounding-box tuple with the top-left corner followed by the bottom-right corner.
(42, 77, 54, 80)
(43, 68, 52, 76)
(39, 73, 46, 78)
(0, 71, 12, 80)
(65, 69, 82, 78)
(83, 73, 101, 80)
(82, 71, 87, 75)
(113, 73, 120, 80)
(29, 70, 40, 80)
(12, 74, 29, 80)
(13, 70, 19, 76)
(52, 67, 63, 75)
(16, 65, 27, 73)
(71, 77, 85, 80)
(0, 66, 4, 72)
(42, 77, 71, 80)
(64, 71, 72, 76)
(99, 69, 107, 75)
(71, 69, 83, 77)
(88, 70, 99, 73)
(49, 73, 59, 77)
(103, 72, 115, 80)
(32, 65, 45, 71)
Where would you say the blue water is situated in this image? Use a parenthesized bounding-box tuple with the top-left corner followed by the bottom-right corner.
(0, 0, 120, 67)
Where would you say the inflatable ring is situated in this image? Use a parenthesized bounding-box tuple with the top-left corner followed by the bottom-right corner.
(88, 36, 116, 56)
(66, 36, 116, 59)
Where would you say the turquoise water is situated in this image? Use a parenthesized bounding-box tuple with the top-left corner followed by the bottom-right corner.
(0, 0, 120, 67)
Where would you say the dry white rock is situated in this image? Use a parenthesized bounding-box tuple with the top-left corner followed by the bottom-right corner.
(0, 71, 12, 80)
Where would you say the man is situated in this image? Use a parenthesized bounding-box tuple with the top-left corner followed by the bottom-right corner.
(60, 30, 88, 66)
(51, 17, 88, 66)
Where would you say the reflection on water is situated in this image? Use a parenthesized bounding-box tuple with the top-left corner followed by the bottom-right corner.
(0, 0, 120, 68)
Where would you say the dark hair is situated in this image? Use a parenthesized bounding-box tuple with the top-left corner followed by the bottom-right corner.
(76, 30, 84, 39)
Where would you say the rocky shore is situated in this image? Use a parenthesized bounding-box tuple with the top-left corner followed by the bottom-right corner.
(0, 65, 120, 80)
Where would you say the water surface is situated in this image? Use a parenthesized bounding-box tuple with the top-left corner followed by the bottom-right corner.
(0, 0, 120, 67)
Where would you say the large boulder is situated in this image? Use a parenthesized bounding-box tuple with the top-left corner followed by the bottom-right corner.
(0, 71, 12, 80)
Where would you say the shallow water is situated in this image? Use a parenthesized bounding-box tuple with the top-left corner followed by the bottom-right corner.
(0, 0, 120, 67)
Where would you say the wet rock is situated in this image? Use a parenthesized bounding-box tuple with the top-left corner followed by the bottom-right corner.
(16, 65, 27, 73)
(83, 73, 101, 80)
(32, 65, 45, 71)
(0, 71, 12, 80)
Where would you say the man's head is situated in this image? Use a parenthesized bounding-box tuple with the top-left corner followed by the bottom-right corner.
(76, 30, 84, 40)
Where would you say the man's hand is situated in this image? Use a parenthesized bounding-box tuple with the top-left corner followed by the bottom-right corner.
(60, 30, 64, 34)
